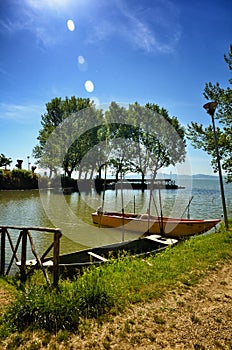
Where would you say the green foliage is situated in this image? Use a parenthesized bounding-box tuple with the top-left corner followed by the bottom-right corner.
(187, 44, 232, 182)
(72, 267, 116, 318)
(0, 154, 12, 168)
(105, 101, 186, 178)
(0, 169, 38, 190)
(11, 169, 33, 179)
(2, 266, 116, 334)
(3, 285, 80, 333)
(33, 98, 186, 180)
(33, 96, 96, 177)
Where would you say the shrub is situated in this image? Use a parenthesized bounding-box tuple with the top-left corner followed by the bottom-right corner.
(73, 267, 116, 318)
(3, 285, 79, 333)
(2, 266, 116, 334)
(0, 169, 38, 189)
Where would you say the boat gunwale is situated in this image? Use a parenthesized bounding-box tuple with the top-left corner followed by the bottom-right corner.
(92, 212, 221, 224)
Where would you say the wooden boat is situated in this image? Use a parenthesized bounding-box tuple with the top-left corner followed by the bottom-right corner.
(92, 211, 221, 239)
(16, 235, 177, 275)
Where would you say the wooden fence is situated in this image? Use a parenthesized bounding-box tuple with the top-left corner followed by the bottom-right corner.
(0, 226, 62, 288)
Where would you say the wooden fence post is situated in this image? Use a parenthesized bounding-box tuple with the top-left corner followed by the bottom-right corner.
(53, 230, 62, 288)
(20, 229, 28, 283)
(0, 228, 6, 276)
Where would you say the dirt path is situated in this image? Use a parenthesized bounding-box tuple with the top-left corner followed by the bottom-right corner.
(69, 261, 232, 350)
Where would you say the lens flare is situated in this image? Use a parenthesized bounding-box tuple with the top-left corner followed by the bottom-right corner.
(67, 19, 75, 31)
(85, 80, 94, 93)
(78, 55, 85, 64)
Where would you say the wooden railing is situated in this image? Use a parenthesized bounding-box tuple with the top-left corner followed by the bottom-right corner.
(0, 226, 62, 288)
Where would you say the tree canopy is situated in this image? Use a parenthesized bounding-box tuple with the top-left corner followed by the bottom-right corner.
(187, 45, 232, 182)
(33, 98, 186, 179)
(0, 153, 12, 169)
(104, 102, 186, 179)
(33, 96, 96, 177)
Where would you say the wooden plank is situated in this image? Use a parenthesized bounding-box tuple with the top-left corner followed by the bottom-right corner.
(6, 228, 20, 275)
(53, 231, 62, 289)
(88, 251, 108, 262)
(40, 242, 54, 261)
(6, 231, 23, 275)
(27, 231, 51, 288)
(6, 229, 19, 262)
(0, 228, 6, 276)
(0, 225, 61, 233)
(20, 229, 27, 283)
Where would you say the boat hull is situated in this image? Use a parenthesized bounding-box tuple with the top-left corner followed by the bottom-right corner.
(16, 235, 177, 276)
(92, 212, 220, 238)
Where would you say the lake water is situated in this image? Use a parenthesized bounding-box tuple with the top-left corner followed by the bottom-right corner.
(0, 177, 232, 264)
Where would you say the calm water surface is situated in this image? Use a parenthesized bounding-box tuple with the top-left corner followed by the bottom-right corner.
(0, 178, 231, 263)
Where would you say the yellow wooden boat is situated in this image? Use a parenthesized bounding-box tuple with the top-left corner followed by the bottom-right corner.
(92, 211, 220, 239)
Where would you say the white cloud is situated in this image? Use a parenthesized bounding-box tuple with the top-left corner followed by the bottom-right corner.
(120, 0, 182, 53)
(121, 11, 158, 53)
(0, 103, 43, 124)
(0, 1, 65, 47)
(87, 0, 182, 54)
(25, 0, 74, 12)
(0, 0, 181, 53)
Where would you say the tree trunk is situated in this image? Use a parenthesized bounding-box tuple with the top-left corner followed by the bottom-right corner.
(66, 170, 72, 177)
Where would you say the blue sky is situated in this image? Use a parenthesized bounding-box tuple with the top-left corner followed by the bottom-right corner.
(0, 0, 231, 175)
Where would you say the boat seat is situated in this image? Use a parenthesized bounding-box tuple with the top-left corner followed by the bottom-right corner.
(16, 259, 53, 267)
(145, 234, 161, 241)
(88, 251, 108, 262)
(145, 235, 178, 246)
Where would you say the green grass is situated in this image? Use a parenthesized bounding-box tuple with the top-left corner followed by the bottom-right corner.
(1, 223, 232, 346)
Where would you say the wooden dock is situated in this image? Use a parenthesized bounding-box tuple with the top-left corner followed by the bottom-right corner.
(94, 178, 180, 191)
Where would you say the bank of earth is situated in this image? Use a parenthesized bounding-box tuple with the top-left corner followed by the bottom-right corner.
(53, 259, 232, 349)
(1, 261, 232, 349)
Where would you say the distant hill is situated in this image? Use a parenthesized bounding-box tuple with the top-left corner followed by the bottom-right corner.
(156, 173, 217, 180)
(113, 173, 219, 180)
(192, 174, 217, 179)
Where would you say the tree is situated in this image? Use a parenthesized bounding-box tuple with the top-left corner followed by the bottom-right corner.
(187, 45, 232, 182)
(34, 98, 186, 181)
(33, 96, 94, 177)
(104, 101, 186, 180)
(104, 102, 137, 180)
(0, 153, 12, 169)
(134, 102, 186, 178)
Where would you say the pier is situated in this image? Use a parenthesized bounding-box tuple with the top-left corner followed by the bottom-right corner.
(94, 178, 180, 192)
